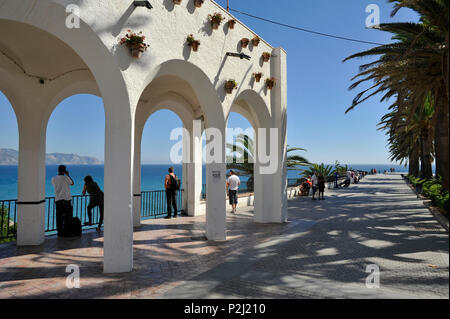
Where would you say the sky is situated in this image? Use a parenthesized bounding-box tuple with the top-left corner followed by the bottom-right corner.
(0, 0, 420, 165)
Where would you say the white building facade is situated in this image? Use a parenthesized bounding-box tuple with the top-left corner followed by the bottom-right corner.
(0, 0, 288, 273)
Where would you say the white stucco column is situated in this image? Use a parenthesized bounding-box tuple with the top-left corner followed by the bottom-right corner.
(268, 47, 288, 223)
(205, 125, 226, 240)
(16, 107, 46, 246)
(186, 119, 203, 216)
(103, 102, 134, 274)
(132, 126, 142, 228)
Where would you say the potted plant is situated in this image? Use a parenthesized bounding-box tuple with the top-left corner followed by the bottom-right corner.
(173, 0, 182, 4)
(253, 72, 263, 83)
(252, 36, 260, 47)
(228, 19, 236, 29)
(240, 38, 250, 48)
(224, 79, 238, 94)
(187, 34, 200, 52)
(208, 12, 225, 30)
(120, 30, 149, 58)
(262, 52, 271, 62)
(194, 0, 204, 7)
(265, 77, 276, 90)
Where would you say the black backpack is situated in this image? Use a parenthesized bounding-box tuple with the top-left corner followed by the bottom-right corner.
(169, 174, 181, 191)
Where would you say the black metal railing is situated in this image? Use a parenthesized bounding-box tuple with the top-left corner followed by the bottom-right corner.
(0, 199, 17, 241)
(141, 189, 184, 219)
(0, 189, 184, 241)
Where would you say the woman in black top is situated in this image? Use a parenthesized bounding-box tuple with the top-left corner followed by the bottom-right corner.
(318, 174, 326, 200)
(82, 176, 104, 231)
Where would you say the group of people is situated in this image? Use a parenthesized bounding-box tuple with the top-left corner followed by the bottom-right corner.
(163, 168, 241, 217)
(299, 172, 326, 200)
(51, 165, 104, 237)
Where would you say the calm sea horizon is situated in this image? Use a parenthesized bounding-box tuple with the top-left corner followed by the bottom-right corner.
(0, 163, 409, 200)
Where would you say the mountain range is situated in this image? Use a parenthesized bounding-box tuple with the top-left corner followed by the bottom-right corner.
(0, 149, 103, 165)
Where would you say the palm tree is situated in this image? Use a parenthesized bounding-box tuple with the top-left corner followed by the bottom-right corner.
(301, 163, 335, 179)
(344, 0, 449, 190)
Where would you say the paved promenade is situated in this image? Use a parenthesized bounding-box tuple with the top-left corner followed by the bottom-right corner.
(0, 174, 448, 299)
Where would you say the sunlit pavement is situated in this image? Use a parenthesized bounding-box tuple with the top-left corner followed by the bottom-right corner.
(0, 174, 448, 299)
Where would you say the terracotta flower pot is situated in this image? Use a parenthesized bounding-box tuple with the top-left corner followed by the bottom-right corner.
(262, 53, 271, 62)
(241, 38, 250, 48)
(211, 21, 220, 30)
(225, 81, 236, 94)
(194, 0, 203, 7)
(129, 43, 145, 58)
(228, 19, 236, 29)
(266, 81, 275, 90)
(173, 0, 182, 4)
(190, 41, 200, 52)
(252, 37, 260, 47)
(254, 73, 262, 82)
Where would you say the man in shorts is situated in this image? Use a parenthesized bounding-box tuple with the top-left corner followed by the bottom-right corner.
(226, 170, 240, 214)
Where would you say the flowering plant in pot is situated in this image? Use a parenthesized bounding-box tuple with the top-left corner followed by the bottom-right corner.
(262, 52, 271, 62)
(240, 38, 250, 48)
(228, 19, 236, 29)
(265, 77, 276, 90)
(173, 0, 182, 4)
(187, 34, 200, 52)
(194, 0, 204, 7)
(208, 12, 225, 30)
(120, 30, 149, 58)
(252, 36, 260, 47)
(253, 72, 263, 83)
(224, 79, 238, 94)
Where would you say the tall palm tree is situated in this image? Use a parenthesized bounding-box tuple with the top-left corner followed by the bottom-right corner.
(344, 0, 449, 190)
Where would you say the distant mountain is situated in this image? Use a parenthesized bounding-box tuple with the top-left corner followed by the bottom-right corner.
(0, 149, 103, 165)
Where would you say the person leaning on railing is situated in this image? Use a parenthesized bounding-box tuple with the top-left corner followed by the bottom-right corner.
(82, 176, 104, 232)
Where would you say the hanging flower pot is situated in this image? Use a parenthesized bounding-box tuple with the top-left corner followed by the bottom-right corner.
(240, 38, 250, 48)
(120, 30, 149, 59)
(262, 52, 271, 62)
(208, 12, 225, 30)
(252, 36, 260, 47)
(187, 34, 200, 52)
(225, 80, 238, 94)
(253, 72, 263, 83)
(173, 0, 182, 4)
(228, 19, 236, 29)
(265, 77, 276, 90)
(194, 0, 204, 7)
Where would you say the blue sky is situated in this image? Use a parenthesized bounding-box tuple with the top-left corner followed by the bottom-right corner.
(0, 0, 419, 164)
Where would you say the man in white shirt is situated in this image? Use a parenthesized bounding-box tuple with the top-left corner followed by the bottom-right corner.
(51, 165, 74, 236)
(226, 170, 240, 214)
(311, 172, 318, 200)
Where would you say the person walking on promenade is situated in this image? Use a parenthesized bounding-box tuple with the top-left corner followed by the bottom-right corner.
(82, 176, 104, 232)
(318, 173, 326, 200)
(226, 170, 240, 214)
(51, 165, 74, 237)
(311, 172, 319, 200)
(334, 171, 339, 188)
(164, 167, 180, 219)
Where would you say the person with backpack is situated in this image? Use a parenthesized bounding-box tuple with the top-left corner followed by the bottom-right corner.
(82, 176, 104, 232)
(164, 167, 180, 219)
(51, 165, 74, 237)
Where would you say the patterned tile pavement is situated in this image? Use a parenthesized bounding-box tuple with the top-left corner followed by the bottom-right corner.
(0, 174, 448, 299)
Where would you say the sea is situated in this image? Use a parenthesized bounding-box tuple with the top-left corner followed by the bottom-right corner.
(0, 164, 410, 200)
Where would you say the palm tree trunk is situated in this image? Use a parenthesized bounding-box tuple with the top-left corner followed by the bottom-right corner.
(409, 147, 420, 177)
(434, 94, 449, 191)
(420, 133, 433, 180)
